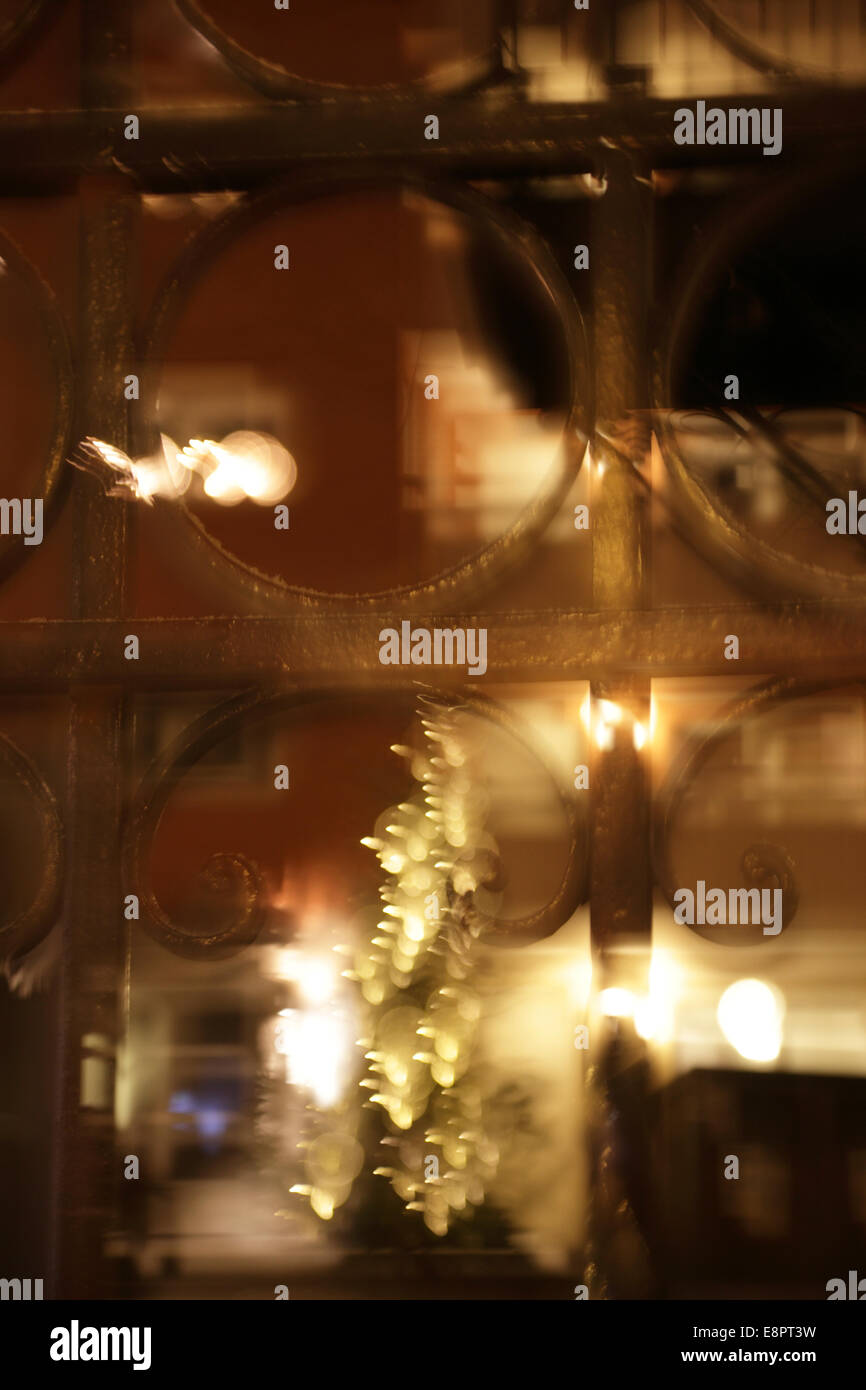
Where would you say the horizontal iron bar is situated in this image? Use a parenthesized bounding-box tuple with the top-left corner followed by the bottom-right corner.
(0, 606, 865, 689)
(0, 88, 864, 188)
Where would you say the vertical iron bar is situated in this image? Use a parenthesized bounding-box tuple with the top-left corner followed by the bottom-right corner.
(51, 0, 132, 1298)
(590, 148, 651, 948)
(584, 148, 656, 1298)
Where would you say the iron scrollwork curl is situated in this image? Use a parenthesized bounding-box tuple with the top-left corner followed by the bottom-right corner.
(653, 158, 866, 603)
(653, 676, 813, 946)
(125, 688, 268, 961)
(125, 684, 589, 961)
(137, 170, 591, 614)
(0, 732, 64, 965)
(686, 1, 847, 83)
(0, 0, 52, 70)
(174, 0, 504, 99)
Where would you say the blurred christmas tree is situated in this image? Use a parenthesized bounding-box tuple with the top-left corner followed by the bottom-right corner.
(349, 695, 514, 1240)
(283, 695, 516, 1244)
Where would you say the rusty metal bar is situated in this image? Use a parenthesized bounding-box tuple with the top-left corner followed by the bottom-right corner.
(0, 86, 864, 189)
(584, 144, 656, 1300)
(0, 604, 865, 691)
(589, 150, 652, 955)
(50, 0, 132, 1299)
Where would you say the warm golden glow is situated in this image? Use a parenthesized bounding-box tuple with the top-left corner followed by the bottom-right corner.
(73, 430, 297, 506)
(583, 695, 653, 753)
(717, 979, 785, 1063)
(76, 434, 190, 504)
(599, 986, 636, 1018)
(180, 431, 297, 505)
(274, 1004, 354, 1109)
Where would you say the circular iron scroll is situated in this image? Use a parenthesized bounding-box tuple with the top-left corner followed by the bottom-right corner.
(654, 158, 866, 602)
(650, 676, 866, 946)
(686, 1, 859, 83)
(125, 685, 589, 961)
(175, 0, 503, 99)
(0, 731, 64, 965)
(0, 0, 51, 69)
(138, 172, 590, 611)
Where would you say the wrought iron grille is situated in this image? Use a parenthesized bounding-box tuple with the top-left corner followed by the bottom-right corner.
(0, 0, 865, 1299)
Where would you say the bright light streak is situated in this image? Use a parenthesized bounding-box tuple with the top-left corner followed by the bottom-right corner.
(73, 430, 297, 506)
